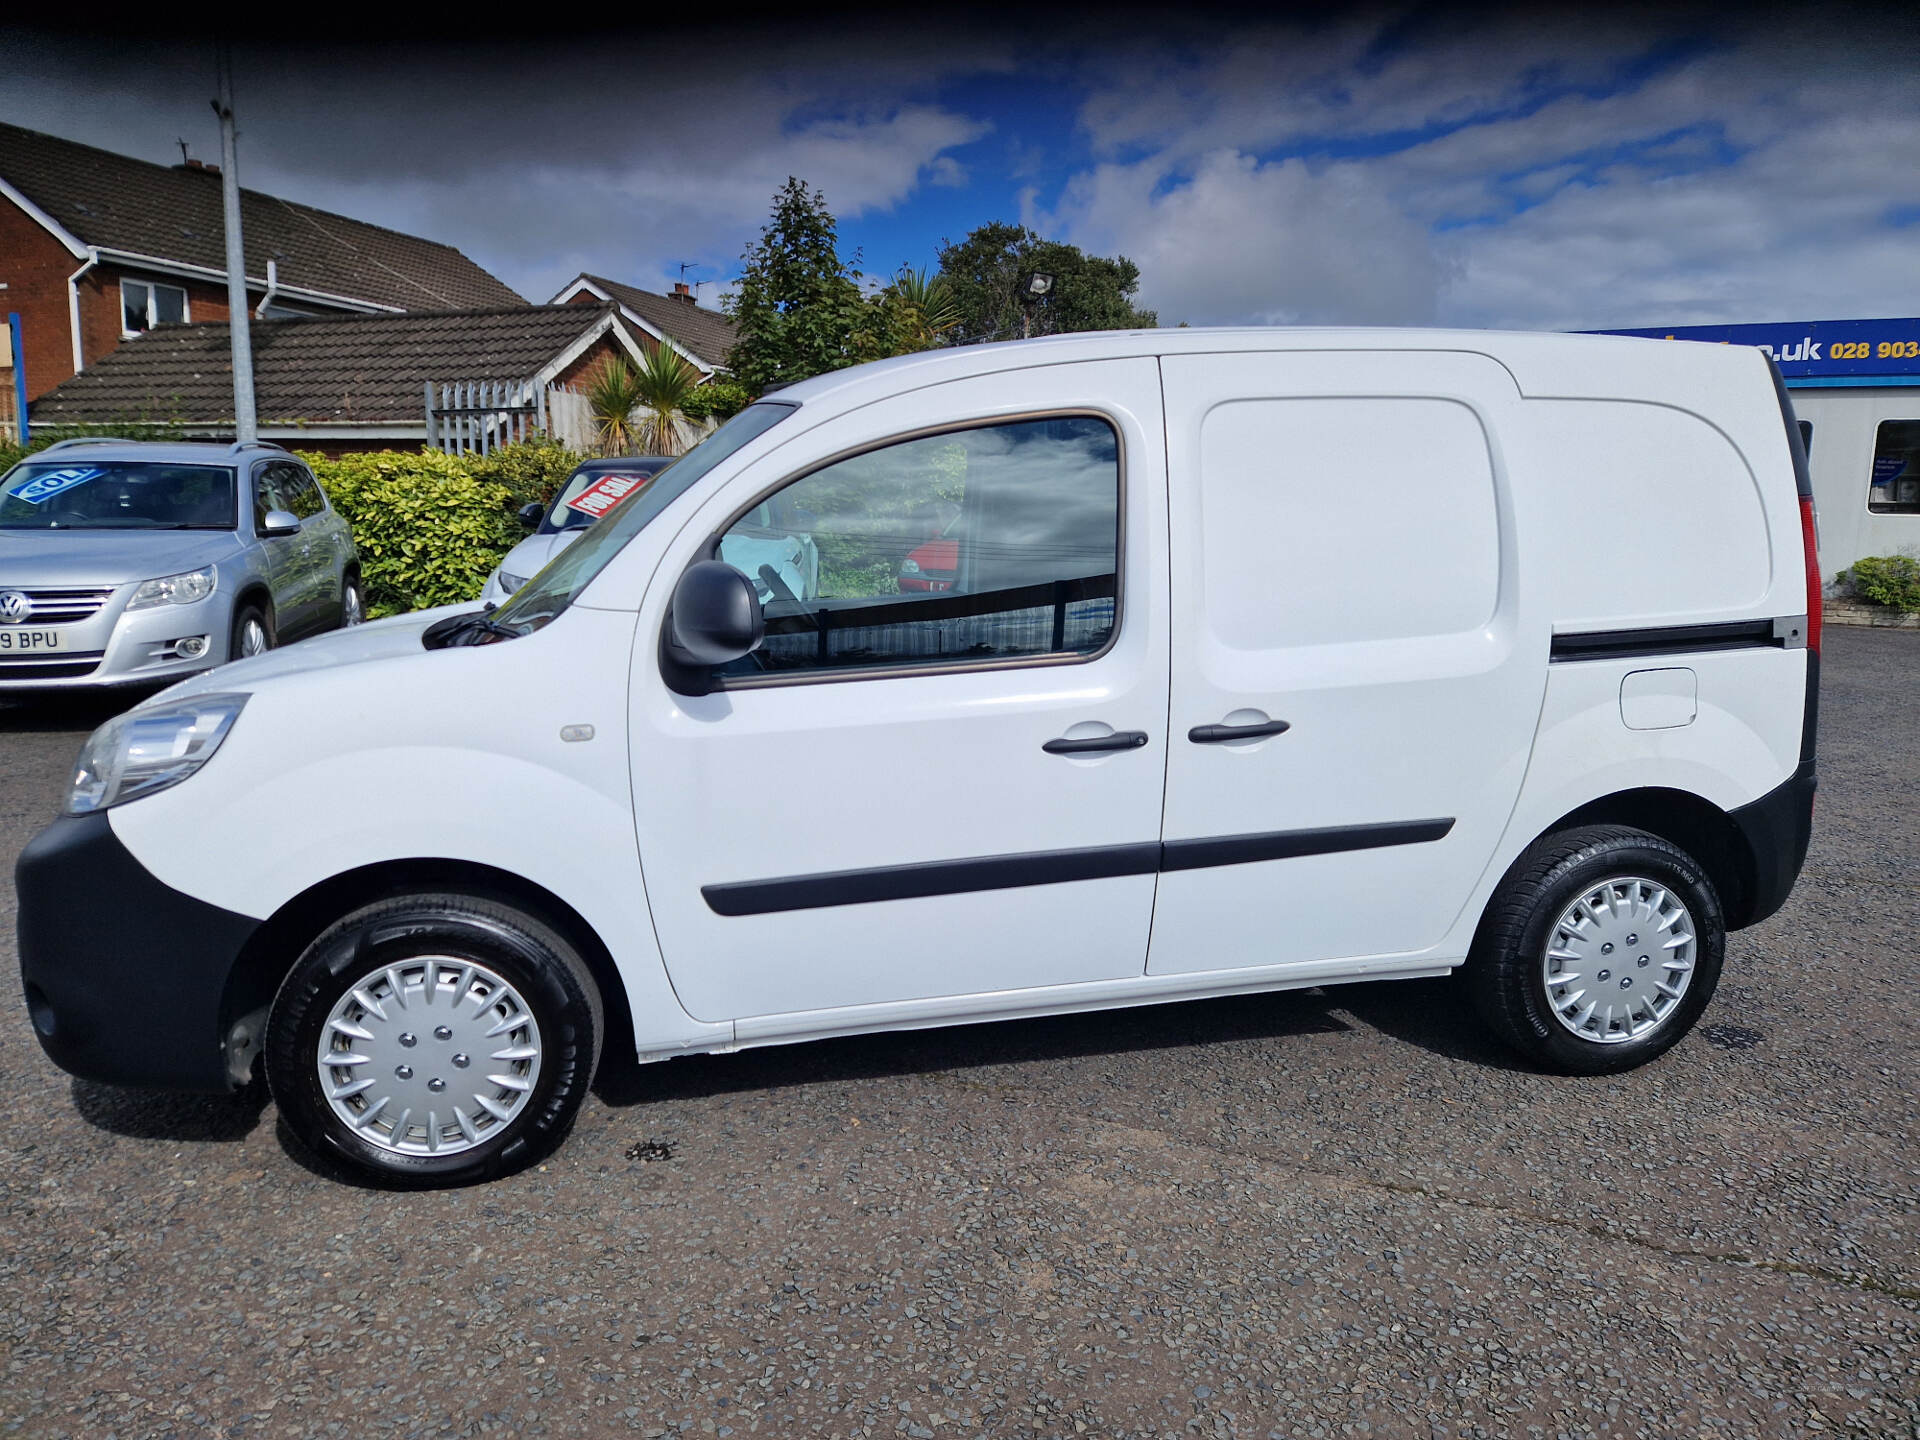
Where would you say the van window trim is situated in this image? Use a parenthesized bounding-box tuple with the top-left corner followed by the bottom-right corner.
(687, 407, 1131, 691)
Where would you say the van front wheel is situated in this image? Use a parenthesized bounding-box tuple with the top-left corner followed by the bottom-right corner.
(1466, 825, 1725, 1074)
(265, 894, 603, 1187)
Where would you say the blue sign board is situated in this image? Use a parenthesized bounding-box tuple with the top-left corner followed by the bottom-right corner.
(1588, 317, 1920, 387)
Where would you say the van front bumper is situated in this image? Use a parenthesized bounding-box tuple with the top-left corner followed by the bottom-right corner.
(16, 811, 261, 1092)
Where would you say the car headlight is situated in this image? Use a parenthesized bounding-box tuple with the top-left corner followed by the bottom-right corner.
(497, 570, 530, 594)
(67, 692, 248, 815)
(126, 566, 216, 611)
(899, 558, 921, 576)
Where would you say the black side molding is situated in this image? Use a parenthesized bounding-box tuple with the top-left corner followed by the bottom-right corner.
(1550, 618, 1798, 663)
(1161, 819, 1454, 871)
(703, 842, 1161, 916)
(702, 819, 1454, 917)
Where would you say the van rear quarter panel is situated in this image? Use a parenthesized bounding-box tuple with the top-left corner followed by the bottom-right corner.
(1440, 342, 1810, 956)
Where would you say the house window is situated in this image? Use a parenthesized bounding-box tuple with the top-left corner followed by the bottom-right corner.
(1868, 420, 1920, 514)
(122, 279, 188, 336)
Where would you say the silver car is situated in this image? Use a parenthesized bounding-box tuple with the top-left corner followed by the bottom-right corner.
(0, 438, 361, 690)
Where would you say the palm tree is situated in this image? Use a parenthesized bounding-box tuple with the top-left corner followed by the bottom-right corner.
(585, 357, 644, 455)
(630, 345, 707, 456)
(886, 267, 962, 350)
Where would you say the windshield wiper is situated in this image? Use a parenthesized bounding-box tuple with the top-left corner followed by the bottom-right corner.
(421, 606, 521, 650)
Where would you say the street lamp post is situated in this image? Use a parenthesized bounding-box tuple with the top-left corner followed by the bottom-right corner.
(1019, 271, 1055, 340)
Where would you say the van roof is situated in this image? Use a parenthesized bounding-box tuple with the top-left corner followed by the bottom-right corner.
(769, 325, 1775, 414)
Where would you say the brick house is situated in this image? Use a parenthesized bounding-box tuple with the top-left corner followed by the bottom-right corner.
(550, 273, 739, 375)
(29, 303, 651, 455)
(0, 122, 523, 403)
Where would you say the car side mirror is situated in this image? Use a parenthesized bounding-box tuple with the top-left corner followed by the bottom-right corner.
(665, 560, 763, 667)
(261, 509, 301, 537)
(518, 502, 544, 528)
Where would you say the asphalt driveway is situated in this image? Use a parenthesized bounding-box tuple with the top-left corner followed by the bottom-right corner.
(2, 627, 1916, 1439)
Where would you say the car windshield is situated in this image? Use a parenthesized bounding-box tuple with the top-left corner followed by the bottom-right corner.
(492, 403, 796, 636)
(543, 464, 669, 533)
(0, 461, 238, 531)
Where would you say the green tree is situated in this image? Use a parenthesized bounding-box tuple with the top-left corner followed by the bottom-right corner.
(724, 178, 873, 393)
(934, 222, 1155, 346)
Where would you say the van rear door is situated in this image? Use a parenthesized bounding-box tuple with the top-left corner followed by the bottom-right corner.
(1149, 349, 1546, 976)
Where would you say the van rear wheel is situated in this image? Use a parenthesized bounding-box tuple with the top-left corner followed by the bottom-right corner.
(1466, 825, 1725, 1074)
(265, 893, 603, 1187)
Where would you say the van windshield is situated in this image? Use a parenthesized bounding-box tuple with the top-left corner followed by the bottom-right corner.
(0, 461, 238, 530)
(491, 402, 797, 635)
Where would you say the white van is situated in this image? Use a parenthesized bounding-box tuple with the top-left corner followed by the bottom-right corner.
(17, 329, 1821, 1187)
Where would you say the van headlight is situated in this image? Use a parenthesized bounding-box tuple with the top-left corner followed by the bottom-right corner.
(497, 570, 530, 594)
(67, 692, 249, 814)
(127, 566, 216, 610)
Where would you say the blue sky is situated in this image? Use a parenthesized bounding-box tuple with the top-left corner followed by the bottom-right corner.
(3, 7, 1916, 330)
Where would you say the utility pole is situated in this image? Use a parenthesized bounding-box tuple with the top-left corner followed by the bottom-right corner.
(213, 46, 257, 444)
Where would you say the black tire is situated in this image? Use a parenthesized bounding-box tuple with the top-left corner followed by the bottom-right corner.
(1465, 825, 1725, 1074)
(339, 572, 365, 628)
(230, 599, 276, 660)
(265, 893, 603, 1188)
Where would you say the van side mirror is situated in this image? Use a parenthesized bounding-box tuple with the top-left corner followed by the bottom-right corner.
(261, 509, 301, 537)
(518, 502, 544, 528)
(666, 561, 763, 667)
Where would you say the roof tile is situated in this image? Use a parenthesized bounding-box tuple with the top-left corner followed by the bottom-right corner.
(1, 122, 524, 311)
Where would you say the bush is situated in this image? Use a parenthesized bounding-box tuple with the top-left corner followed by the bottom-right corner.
(298, 450, 522, 618)
(679, 379, 753, 424)
(466, 436, 588, 512)
(1839, 554, 1920, 613)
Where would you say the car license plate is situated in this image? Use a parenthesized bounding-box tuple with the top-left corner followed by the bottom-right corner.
(0, 627, 71, 654)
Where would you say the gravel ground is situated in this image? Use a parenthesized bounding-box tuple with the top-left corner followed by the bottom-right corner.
(2, 626, 1917, 1440)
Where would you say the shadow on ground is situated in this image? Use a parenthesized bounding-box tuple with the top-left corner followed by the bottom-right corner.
(594, 972, 1531, 1108)
(70, 1074, 271, 1143)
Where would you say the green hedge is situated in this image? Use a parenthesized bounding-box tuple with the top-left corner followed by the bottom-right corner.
(1840, 554, 1920, 613)
(298, 449, 527, 618)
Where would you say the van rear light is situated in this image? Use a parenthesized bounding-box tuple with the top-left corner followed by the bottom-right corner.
(1799, 496, 1822, 655)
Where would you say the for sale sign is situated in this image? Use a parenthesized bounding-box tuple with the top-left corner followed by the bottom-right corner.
(564, 472, 653, 520)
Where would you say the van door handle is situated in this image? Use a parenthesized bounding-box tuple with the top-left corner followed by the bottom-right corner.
(1188, 719, 1292, 744)
(1043, 730, 1150, 755)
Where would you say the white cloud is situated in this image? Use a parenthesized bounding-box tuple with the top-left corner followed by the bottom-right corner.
(1035, 151, 1444, 326)
(1046, 6, 1920, 329)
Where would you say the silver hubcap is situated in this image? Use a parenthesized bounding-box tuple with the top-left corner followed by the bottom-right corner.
(238, 617, 269, 657)
(317, 956, 543, 1156)
(1541, 875, 1697, 1044)
(343, 584, 363, 625)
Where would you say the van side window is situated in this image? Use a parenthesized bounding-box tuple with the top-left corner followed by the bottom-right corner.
(1868, 420, 1920, 514)
(1798, 420, 1813, 458)
(718, 416, 1120, 679)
